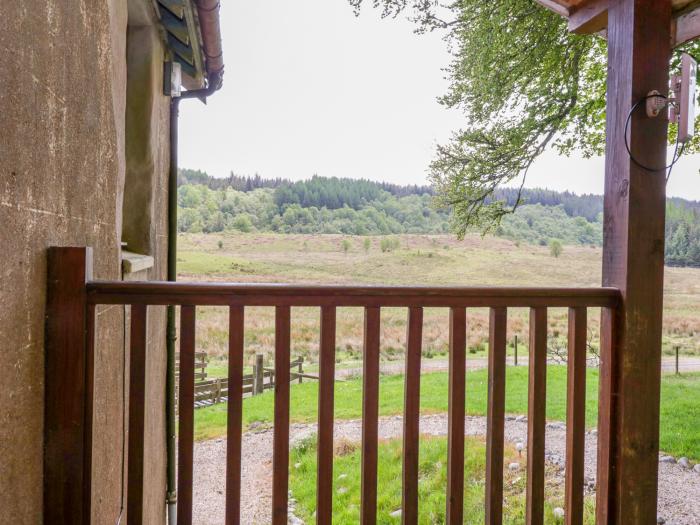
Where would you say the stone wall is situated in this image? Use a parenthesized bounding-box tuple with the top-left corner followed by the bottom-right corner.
(0, 1, 170, 522)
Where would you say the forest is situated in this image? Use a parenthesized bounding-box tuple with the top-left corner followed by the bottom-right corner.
(177, 169, 700, 267)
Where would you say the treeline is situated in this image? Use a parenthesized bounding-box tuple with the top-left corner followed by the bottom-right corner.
(179, 169, 433, 198)
(177, 170, 700, 267)
(666, 202, 700, 267)
(177, 175, 448, 235)
(490, 188, 603, 222)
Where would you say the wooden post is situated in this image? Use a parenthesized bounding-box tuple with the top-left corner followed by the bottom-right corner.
(597, 1, 671, 522)
(44, 247, 94, 525)
(254, 353, 264, 395)
(298, 357, 303, 384)
(514, 335, 518, 366)
(675, 346, 680, 375)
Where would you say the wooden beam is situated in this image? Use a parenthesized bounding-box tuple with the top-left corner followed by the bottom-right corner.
(673, 5, 700, 46)
(533, 0, 570, 17)
(597, 0, 671, 523)
(569, 0, 609, 34)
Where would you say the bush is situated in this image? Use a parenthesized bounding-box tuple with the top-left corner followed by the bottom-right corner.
(549, 239, 563, 258)
(232, 213, 254, 233)
(341, 239, 351, 255)
(380, 237, 400, 253)
(363, 237, 371, 253)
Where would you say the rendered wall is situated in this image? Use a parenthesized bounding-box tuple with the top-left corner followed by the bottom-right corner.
(0, 1, 169, 522)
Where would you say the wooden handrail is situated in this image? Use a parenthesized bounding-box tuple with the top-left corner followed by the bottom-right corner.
(86, 280, 620, 307)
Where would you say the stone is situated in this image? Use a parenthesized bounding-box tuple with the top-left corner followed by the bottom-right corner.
(678, 457, 690, 469)
(553, 507, 565, 519)
(508, 462, 521, 471)
(693, 464, 700, 473)
(659, 455, 676, 464)
(337, 487, 348, 494)
(390, 509, 402, 518)
(515, 415, 526, 423)
(288, 517, 305, 525)
(657, 517, 666, 524)
(294, 463, 302, 469)
(337, 473, 348, 480)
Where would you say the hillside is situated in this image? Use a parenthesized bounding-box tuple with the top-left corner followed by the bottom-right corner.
(177, 169, 700, 267)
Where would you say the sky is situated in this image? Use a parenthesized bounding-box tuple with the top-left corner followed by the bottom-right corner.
(179, 0, 700, 200)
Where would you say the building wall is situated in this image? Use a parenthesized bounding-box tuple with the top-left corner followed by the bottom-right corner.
(0, 1, 170, 522)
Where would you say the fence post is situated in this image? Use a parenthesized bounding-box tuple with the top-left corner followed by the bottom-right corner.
(45, 247, 94, 525)
(675, 346, 680, 375)
(514, 335, 518, 366)
(254, 354, 264, 395)
(298, 357, 303, 384)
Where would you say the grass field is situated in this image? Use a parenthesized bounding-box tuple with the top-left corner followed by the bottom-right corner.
(178, 232, 700, 371)
(194, 367, 700, 460)
(289, 435, 594, 524)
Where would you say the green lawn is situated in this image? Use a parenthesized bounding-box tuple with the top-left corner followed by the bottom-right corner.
(289, 436, 595, 524)
(195, 367, 700, 460)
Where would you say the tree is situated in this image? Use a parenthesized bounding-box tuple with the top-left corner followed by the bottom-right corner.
(549, 239, 563, 258)
(350, 0, 700, 235)
(363, 237, 371, 253)
(341, 238, 351, 255)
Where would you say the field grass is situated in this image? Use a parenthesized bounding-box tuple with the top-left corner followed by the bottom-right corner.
(178, 233, 700, 368)
(289, 436, 595, 524)
(194, 367, 700, 460)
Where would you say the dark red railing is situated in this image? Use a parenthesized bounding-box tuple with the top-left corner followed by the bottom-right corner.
(44, 247, 621, 525)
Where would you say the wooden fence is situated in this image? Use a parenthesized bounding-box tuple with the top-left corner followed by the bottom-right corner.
(189, 357, 313, 408)
(176, 351, 207, 381)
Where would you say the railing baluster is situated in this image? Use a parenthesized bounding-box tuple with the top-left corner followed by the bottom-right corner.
(361, 307, 381, 525)
(83, 303, 96, 525)
(526, 306, 547, 525)
(565, 307, 587, 525)
(316, 306, 337, 524)
(177, 305, 196, 525)
(272, 306, 291, 525)
(402, 306, 423, 525)
(446, 307, 467, 525)
(127, 304, 148, 525)
(485, 307, 507, 525)
(596, 306, 617, 524)
(225, 306, 245, 525)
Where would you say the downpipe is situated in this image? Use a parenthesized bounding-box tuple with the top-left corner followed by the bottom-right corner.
(166, 71, 222, 524)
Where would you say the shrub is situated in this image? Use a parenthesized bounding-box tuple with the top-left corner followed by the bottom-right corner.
(549, 239, 563, 258)
(380, 237, 400, 253)
(341, 239, 351, 255)
(217, 240, 223, 249)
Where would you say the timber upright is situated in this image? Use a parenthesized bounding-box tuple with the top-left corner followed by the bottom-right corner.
(597, 0, 671, 523)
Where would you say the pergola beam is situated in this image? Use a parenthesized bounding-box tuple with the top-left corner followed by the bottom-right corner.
(536, 0, 700, 47)
(533, 0, 570, 17)
(569, 0, 609, 34)
(674, 5, 700, 45)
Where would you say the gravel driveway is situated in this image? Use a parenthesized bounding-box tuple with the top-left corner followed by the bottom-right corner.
(192, 415, 700, 524)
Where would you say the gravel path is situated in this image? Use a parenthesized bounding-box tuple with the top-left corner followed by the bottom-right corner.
(193, 415, 700, 524)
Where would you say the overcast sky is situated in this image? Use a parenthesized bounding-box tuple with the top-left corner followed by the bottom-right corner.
(179, 0, 700, 200)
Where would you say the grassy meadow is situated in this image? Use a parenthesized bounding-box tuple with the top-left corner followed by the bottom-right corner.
(178, 232, 700, 371)
(194, 367, 700, 460)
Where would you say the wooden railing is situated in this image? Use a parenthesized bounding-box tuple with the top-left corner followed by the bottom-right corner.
(44, 247, 621, 525)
